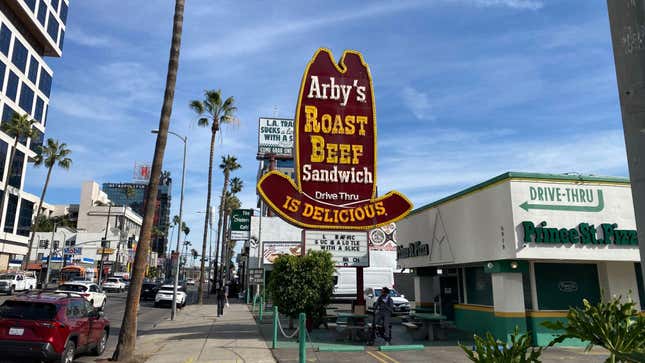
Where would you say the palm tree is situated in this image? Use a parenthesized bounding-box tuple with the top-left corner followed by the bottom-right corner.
(214, 155, 240, 287)
(190, 91, 238, 304)
(221, 177, 242, 281)
(112, 0, 185, 360)
(0, 113, 35, 240)
(24, 138, 71, 269)
(222, 192, 241, 281)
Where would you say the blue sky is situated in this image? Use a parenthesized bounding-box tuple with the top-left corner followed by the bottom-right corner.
(24, 0, 627, 239)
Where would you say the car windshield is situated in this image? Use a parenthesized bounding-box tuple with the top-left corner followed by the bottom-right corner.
(0, 274, 15, 279)
(143, 284, 156, 288)
(0, 301, 58, 320)
(58, 284, 87, 292)
(106, 278, 119, 283)
(158, 289, 174, 293)
(375, 289, 400, 297)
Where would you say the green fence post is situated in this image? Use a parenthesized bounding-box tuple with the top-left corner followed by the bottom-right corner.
(252, 294, 257, 312)
(246, 288, 250, 304)
(298, 312, 306, 363)
(259, 295, 264, 321)
(272, 305, 279, 349)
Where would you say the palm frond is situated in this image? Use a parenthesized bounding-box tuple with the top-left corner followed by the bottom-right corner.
(189, 100, 204, 115)
(197, 117, 209, 127)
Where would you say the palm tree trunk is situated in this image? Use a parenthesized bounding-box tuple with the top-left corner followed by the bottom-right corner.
(215, 171, 230, 285)
(2, 138, 18, 265)
(111, 0, 184, 360)
(198, 127, 217, 304)
(24, 163, 53, 269)
(222, 211, 231, 281)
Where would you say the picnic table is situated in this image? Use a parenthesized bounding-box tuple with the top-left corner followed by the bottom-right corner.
(335, 312, 369, 342)
(413, 313, 447, 340)
(411, 306, 436, 314)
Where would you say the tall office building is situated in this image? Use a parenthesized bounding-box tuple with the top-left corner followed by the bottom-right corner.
(103, 172, 172, 256)
(0, 0, 69, 269)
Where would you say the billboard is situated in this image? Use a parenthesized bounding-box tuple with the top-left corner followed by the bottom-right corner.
(230, 209, 252, 240)
(133, 162, 151, 182)
(369, 223, 397, 251)
(262, 241, 302, 264)
(304, 230, 369, 267)
(257, 48, 412, 230)
(258, 117, 294, 157)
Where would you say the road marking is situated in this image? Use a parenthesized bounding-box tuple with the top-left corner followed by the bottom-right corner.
(376, 351, 401, 363)
(366, 351, 389, 363)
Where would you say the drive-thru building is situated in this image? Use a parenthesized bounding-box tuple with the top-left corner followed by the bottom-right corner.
(396, 172, 643, 346)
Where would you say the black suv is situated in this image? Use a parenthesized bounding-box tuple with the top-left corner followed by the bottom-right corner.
(140, 282, 160, 300)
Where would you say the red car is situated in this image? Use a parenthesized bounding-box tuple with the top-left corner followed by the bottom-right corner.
(0, 292, 110, 362)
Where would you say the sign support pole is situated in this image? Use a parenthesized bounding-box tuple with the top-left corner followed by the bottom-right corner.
(607, 0, 645, 292)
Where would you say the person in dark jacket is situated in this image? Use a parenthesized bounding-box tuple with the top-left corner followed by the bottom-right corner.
(375, 286, 393, 343)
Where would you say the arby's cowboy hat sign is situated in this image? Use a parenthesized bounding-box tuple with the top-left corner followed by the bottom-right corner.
(257, 48, 412, 230)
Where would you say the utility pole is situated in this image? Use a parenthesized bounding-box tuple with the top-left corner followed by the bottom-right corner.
(44, 222, 57, 288)
(607, 0, 645, 292)
(98, 203, 112, 284)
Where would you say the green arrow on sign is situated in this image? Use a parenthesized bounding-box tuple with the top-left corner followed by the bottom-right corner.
(520, 190, 604, 212)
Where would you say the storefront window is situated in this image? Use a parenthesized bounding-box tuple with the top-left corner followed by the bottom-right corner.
(465, 266, 493, 306)
(534, 263, 600, 310)
(3, 194, 18, 233)
(17, 198, 33, 237)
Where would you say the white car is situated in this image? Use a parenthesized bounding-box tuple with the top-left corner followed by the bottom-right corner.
(102, 277, 127, 293)
(186, 279, 195, 286)
(56, 281, 107, 310)
(0, 272, 37, 295)
(155, 284, 187, 308)
(364, 287, 411, 315)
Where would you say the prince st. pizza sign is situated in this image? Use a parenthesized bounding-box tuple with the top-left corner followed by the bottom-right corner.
(257, 48, 412, 230)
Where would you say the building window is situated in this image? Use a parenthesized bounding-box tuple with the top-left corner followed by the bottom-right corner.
(0, 24, 11, 56)
(534, 263, 600, 310)
(6, 71, 19, 101)
(29, 128, 43, 153)
(37, 1, 47, 27)
(3, 194, 18, 233)
(11, 39, 28, 73)
(60, 1, 68, 25)
(24, 0, 37, 11)
(9, 149, 24, 189)
(0, 140, 6, 182)
(464, 266, 493, 306)
(46, 11, 59, 43)
(39, 70, 52, 98)
(38, 240, 47, 248)
(58, 28, 65, 49)
(0, 61, 6, 93)
(34, 97, 44, 123)
(18, 83, 34, 114)
(28, 56, 38, 84)
(43, 103, 48, 126)
(2, 104, 16, 123)
(50, 0, 59, 13)
(17, 198, 34, 237)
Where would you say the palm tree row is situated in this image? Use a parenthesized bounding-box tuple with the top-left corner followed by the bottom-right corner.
(190, 89, 238, 304)
(221, 177, 243, 282)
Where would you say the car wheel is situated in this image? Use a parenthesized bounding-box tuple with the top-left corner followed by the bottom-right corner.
(61, 340, 75, 363)
(92, 329, 107, 356)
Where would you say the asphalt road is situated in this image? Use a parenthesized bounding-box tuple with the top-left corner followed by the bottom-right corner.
(0, 286, 198, 363)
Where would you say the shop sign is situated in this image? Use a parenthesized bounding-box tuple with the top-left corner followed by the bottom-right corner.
(133, 162, 151, 182)
(63, 247, 82, 255)
(257, 48, 412, 230)
(521, 221, 638, 245)
(519, 186, 604, 212)
(258, 118, 294, 157)
(230, 209, 252, 240)
(304, 230, 369, 267)
(397, 241, 430, 259)
(263, 241, 302, 264)
(249, 268, 264, 285)
(369, 223, 398, 251)
(558, 281, 579, 293)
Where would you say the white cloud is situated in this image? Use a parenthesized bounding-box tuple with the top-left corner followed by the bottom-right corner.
(402, 86, 434, 120)
(66, 27, 118, 47)
(470, 0, 543, 10)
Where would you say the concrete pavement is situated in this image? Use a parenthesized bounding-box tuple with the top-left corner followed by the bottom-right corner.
(136, 296, 275, 363)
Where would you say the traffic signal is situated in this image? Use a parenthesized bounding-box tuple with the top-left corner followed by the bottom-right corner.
(127, 236, 134, 249)
(101, 237, 108, 248)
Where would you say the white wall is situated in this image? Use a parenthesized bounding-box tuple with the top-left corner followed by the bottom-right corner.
(492, 273, 525, 313)
(597, 261, 641, 307)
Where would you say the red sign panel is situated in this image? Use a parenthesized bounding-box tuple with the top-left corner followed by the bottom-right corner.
(257, 48, 412, 230)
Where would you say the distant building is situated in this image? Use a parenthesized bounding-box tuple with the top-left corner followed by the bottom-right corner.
(0, 0, 70, 269)
(102, 171, 172, 255)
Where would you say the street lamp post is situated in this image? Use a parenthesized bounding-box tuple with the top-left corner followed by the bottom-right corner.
(152, 129, 186, 320)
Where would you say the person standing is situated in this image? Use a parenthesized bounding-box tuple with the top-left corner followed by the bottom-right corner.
(216, 280, 225, 316)
(375, 287, 393, 344)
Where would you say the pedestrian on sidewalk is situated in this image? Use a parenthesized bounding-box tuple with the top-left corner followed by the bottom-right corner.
(224, 282, 230, 308)
(216, 280, 225, 316)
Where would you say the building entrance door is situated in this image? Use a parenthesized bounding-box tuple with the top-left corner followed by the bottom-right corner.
(440, 275, 459, 320)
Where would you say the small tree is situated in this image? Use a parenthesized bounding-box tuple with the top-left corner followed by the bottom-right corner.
(460, 327, 546, 363)
(268, 250, 335, 325)
(543, 296, 645, 363)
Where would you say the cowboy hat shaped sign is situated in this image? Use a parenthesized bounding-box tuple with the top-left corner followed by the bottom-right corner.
(257, 48, 412, 230)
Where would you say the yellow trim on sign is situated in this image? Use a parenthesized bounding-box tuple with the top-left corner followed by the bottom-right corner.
(527, 310, 568, 318)
(494, 311, 526, 318)
(294, 47, 378, 200)
(454, 304, 494, 313)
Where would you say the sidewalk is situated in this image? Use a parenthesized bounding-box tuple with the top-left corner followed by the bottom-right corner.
(136, 297, 276, 363)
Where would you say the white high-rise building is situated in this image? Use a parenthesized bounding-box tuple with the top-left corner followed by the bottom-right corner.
(0, 0, 69, 269)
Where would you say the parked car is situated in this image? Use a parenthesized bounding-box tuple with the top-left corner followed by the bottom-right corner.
(364, 287, 411, 315)
(154, 284, 187, 308)
(0, 292, 110, 362)
(102, 277, 126, 293)
(56, 282, 107, 310)
(0, 272, 37, 295)
(186, 278, 195, 286)
(140, 282, 160, 301)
